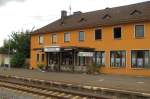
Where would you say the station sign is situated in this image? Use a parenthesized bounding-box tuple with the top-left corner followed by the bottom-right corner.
(78, 52, 94, 57)
(44, 47, 60, 52)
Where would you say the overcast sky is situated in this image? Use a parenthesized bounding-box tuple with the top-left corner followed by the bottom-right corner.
(0, 0, 148, 46)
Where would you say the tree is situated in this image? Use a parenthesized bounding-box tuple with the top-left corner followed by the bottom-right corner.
(10, 52, 26, 67)
(0, 39, 13, 54)
(10, 31, 30, 58)
(0, 30, 31, 68)
(10, 31, 30, 67)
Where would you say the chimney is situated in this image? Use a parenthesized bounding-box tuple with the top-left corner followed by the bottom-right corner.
(61, 10, 67, 19)
(73, 11, 82, 15)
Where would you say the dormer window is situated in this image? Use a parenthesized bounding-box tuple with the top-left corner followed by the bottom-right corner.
(60, 21, 65, 25)
(102, 14, 111, 19)
(79, 18, 87, 22)
(130, 9, 142, 15)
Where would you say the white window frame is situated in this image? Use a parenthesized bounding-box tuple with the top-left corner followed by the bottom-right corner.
(110, 50, 126, 67)
(94, 51, 105, 66)
(38, 35, 44, 45)
(78, 31, 85, 41)
(64, 32, 70, 42)
(131, 49, 150, 68)
(134, 24, 145, 38)
(51, 33, 57, 44)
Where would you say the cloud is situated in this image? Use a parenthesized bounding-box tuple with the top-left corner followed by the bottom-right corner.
(0, 0, 26, 6)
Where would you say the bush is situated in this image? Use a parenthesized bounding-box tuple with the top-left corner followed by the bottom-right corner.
(37, 64, 46, 70)
(10, 53, 26, 68)
(87, 63, 100, 74)
(1, 60, 4, 67)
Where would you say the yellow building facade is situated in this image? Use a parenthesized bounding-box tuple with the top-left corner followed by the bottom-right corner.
(31, 1, 150, 76)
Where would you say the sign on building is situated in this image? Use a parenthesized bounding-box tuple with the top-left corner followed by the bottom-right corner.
(78, 52, 94, 57)
(44, 47, 60, 52)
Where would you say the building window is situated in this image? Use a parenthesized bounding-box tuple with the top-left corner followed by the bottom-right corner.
(93, 51, 105, 66)
(38, 35, 44, 44)
(79, 57, 86, 66)
(135, 25, 144, 37)
(52, 34, 57, 44)
(36, 54, 39, 62)
(41, 54, 44, 62)
(114, 27, 121, 39)
(78, 31, 84, 41)
(110, 51, 126, 67)
(95, 29, 102, 40)
(64, 32, 70, 42)
(131, 50, 150, 68)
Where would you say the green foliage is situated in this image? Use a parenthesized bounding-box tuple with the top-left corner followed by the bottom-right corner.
(10, 52, 26, 67)
(0, 60, 4, 66)
(0, 30, 31, 68)
(10, 31, 30, 58)
(37, 64, 46, 70)
(87, 63, 100, 74)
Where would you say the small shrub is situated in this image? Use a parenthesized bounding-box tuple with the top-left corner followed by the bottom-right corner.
(87, 63, 100, 74)
(37, 64, 46, 70)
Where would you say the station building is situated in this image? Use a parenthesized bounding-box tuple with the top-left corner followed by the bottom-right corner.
(31, 1, 150, 76)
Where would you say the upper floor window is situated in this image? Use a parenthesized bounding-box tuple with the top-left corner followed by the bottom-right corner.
(51, 33, 57, 44)
(78, 31, 84, 41)
(38, 35, 44, 44)
(131, 50, 150, 68)
(135, 25, 144, 38)
(110, 51, 126, 67)
(64, 32, 70, 42)
(95, 29, 102, 40)
(114, 27, 121, 39)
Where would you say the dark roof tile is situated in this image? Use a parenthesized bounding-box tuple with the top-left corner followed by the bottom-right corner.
(32, 1, 150, 34)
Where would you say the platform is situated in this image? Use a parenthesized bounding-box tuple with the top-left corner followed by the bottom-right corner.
(0, 68, 149, 94)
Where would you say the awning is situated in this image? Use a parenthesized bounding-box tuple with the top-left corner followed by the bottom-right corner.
(44, 46, 95, 52)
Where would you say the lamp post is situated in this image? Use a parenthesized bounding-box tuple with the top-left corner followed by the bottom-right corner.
(8, 35, 11, 69)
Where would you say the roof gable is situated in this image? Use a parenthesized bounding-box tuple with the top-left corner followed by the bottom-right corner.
(102, 14, 111, 19)
(130, 9, 142, 15)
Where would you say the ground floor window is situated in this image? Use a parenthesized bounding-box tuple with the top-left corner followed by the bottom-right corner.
(61, 52, 73, 65)
(93, 51, 105, 66)
(42, 54, 45, 62)
(131, 50, 150, 68)
(36, 54, 39, 62)
(110, 51, 126, 67)
(79, 57, 86, 66)
(78, 52, 93, 66)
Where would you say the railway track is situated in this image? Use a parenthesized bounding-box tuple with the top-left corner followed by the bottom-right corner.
(0, 75, 108, 99)
(0, 74, 149, 99)
(0, 81, 89, 99)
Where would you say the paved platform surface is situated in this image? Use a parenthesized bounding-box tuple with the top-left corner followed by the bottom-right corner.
(0, 68, 150, 94)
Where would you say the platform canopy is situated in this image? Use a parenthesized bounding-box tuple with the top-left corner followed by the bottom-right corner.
(44, 46, 95, 52)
